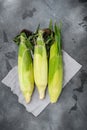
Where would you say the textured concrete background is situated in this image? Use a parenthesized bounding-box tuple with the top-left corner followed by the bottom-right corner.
(0, 0, 87, 130)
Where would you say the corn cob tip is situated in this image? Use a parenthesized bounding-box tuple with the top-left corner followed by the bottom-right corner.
(50, 100, 57, 104)
(24, 93, 31, 103)
(50, 96, 60, 104)
(39, 91, 45, 99)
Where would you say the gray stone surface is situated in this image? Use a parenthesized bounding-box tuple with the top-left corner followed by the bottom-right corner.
(0, 0, 87, 130)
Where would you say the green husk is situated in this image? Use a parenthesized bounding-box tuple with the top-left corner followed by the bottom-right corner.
(17, 33, 34, 103)
(34, 30, 48, 99)
(48, 22, 63, 103)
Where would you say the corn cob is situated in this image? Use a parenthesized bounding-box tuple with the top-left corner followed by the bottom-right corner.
(34, 30, 48, 99)
(18, 33, 34, 103)
(48, 23, 63, 103)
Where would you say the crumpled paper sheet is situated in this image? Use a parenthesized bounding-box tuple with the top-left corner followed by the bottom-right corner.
(2, 51, 82, 117)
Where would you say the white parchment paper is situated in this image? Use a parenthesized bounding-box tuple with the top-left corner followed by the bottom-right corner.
(2, 51, 82, 116)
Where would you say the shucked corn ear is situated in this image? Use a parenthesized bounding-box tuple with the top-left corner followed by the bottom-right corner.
(18, 33, 34, 103)
(48, 22, 63, 103)
(34, 30, 48, 99)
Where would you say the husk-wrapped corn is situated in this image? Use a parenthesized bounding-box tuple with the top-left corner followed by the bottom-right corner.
(18, 33, 34, 103)
(48, 23, 63, 103)
(34, 30, 48, 99)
